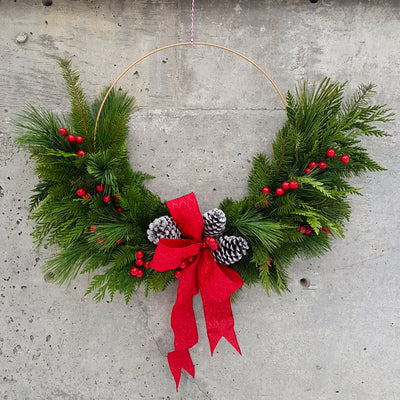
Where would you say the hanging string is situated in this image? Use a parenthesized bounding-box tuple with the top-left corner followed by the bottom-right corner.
(190, 0, 195, 44)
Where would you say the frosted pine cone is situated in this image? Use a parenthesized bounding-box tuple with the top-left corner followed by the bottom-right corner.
(202, 208, 226, 238)
(213, 235, 249, 266)
(147, 216, 182, 245)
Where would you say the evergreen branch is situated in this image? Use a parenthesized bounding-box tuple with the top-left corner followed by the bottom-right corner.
(58, 58, 93, 152)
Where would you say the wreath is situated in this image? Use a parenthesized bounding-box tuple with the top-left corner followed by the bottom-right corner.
(16, 57, 392, 389)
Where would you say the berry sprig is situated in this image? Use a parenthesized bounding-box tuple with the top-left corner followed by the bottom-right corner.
(298, 225, 330, 235)
(174, 255, 196, 279)
(130, 250, 150, 279)
(261, 180, 299, 197)
(76, 181, 123, 216)
(298, 225, 312, 235)
(58, 127, 85, 157)
(305, 148, 350, 174)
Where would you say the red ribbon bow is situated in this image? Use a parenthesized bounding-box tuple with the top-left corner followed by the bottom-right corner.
(151, 192, 244, 390)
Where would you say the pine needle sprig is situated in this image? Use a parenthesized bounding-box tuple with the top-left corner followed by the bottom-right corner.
(91, 87, 135, 151)
(58, 58, 94, 152)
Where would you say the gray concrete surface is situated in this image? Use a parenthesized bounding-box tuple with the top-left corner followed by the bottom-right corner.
(1, 1, 400, 399)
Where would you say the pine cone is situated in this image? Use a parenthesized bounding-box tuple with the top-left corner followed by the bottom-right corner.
(147, 216, 182, 245)
(213, 235, 249, 266)
(202, 208, 226, 238)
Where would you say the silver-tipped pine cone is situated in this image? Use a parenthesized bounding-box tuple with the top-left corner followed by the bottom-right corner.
(213, 235, 249, 266)
(147, 216, 182, 245)
(202, 208, 226, 238)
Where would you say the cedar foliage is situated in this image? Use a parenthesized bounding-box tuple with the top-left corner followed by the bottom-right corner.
(15, 60, 393, 302)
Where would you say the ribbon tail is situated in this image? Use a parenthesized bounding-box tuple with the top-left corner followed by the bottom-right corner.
(168, 349, 195, 391)
(198, 252, 244, 356)
(168, 259, 199, 390)
(203, 298, 242, 356)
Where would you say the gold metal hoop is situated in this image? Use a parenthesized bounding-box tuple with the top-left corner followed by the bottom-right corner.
(94, 42, 287, 143)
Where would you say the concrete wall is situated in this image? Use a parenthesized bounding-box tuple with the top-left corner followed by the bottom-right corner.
(1, 1, 399, 399)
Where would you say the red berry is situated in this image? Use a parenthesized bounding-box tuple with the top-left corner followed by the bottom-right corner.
(144, 261, 151, 269)
(318, 161, 327, 170)
(84, 193, 90, 199)
(261, 187, 270, 194)
(305, 227, 312, 235)
(309, 161, 317, 169)
(276, 188, 285, 196)
(75, 136, 84, 144)
(136, 251, 144, 259)
(340, 154, 350, 164)
(135, 259, 144, 267)
(136, 269, 144, 278)
(298, 225, 306, 233)
(58, 128, 68, 136)
(117, 207, 123, 213)
(305, 168, 312, 174)
(205, 236, 219, 251)
(282, 181, 290, 190)
(97, 238, 105, 244)
(67, 135, 75, 143)
(77, 188, 86, 197)
(130, 267, 138, 276)
(90, 225, 97, 232)
(210, 242, 219, 251)
(102, 195, 111, 203)
(96, 185, 104, 193)
(174, 270, 182, 279)
(77, 150, 85, 157)
(201, 242, 208, 248)
(326, 148, 335, 158)
(188, 256, 196, 263)
(207, 237, 219, 250)
(289, 180, 299, 189)
(180, 261, 187, 269)
(208, 237, 217, 246)
(116, 239, 123, 245)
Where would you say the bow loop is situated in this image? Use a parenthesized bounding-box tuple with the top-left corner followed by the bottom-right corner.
(166, 192, 204, 241)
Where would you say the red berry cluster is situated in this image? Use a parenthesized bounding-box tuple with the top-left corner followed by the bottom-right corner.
(202, 236, 219, 251)
(59, 128, 85, 157)
(174, 255, 196, 279)
(262, 180, 299, 197)
(76, 185, 123, 214)
(95, 185, 112, 205)
(298, 225, 313, 235)
(76, 188, 90, 200)
(298, 225, 330, 235)
(130, 250, 151, 278)
(305, 149, 350, 174)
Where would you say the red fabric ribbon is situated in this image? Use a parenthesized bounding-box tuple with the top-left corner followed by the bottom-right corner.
(151, 193, 243, 390)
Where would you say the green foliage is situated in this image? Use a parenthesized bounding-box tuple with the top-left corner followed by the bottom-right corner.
(91, 86, 135, 151)
(15, 62, 392, 302)
(58, 58, 94, 152)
